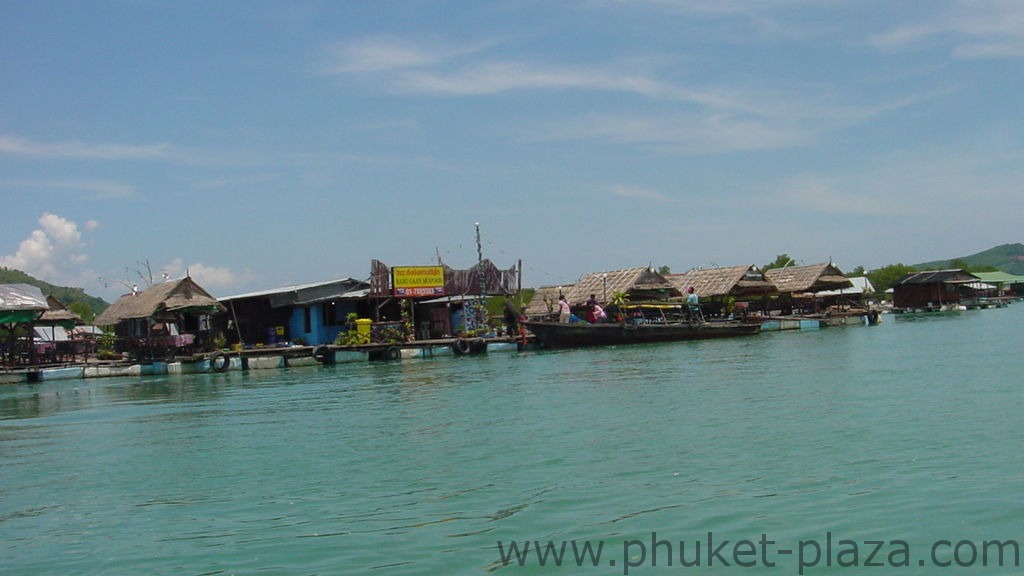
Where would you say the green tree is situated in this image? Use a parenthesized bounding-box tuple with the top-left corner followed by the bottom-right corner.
(657, 265, 671, 275)
(866, 264, 917, 293)
(68, 301, 95, 323)
(763, 254, 795, 271)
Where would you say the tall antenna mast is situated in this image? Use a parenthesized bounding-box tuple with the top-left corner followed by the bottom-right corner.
(475, 222, 484, 296)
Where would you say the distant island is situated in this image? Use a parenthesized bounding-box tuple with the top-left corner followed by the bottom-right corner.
(913, 243, 1024, 276)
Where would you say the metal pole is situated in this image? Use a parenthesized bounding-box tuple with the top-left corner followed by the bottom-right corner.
(475, 222, 484, 331)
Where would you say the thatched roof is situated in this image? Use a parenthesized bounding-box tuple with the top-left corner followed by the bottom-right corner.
(567, 267, 681, 303)
(523, 285, 568, 317)
(764, 263, 852, 294)
(39, 295, 82, 325)
(666, 265, 777, 299)
(95, 277, 225, 326)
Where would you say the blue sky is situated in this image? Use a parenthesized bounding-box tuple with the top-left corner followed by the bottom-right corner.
(3, 0, 1022, 301)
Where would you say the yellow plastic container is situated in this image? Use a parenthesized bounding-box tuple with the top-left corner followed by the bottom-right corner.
(355, 318, 372, 338)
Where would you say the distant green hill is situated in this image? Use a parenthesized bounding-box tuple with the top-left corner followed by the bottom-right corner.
(914, 243, 1024, 275)
(0, 268, 109, 319)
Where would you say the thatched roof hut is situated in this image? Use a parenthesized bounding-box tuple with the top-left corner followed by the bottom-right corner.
(567, 267, 681, 304)
(95, 277, 225, 326)
(764, 263, 852, 295)
(39, 295, 82, 326)
(666, 265, 777, 300)
(523, 285, 567, 318)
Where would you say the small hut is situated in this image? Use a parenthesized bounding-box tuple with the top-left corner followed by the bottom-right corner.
(666, 265, 777, 317)
(95, 277, 225, 359)
(892, 269, 981, 311)
(34, 296, 86, 363)
(764, 263, 853, 315)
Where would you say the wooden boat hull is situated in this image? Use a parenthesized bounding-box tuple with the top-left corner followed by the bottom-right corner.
(522, 320, 761, 349)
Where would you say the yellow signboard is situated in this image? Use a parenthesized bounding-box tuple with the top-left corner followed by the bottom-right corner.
(392, 266, 446, 297)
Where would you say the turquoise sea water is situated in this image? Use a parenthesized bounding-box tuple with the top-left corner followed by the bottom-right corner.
(2, 307, 1022, 575)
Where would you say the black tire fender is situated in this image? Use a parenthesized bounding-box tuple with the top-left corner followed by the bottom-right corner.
(313, 345, 334, 364)
(210, 352, 229, 372)
(452, 338, 472, 355)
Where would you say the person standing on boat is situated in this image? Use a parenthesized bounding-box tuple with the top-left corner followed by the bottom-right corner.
(593, 302, 607, 323)
(558, 295, 571, 323)
(686, 287, 701, 320)
(586, 294, 599, 323)
(686, 287, 699, 305)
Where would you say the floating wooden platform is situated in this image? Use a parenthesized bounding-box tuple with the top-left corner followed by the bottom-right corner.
(0, 336, 533, 383)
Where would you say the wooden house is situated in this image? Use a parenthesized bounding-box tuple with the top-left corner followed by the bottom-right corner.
(892, 269, 981, 311)
(217, 278, 370, 347)
(95, 276, 226, 359)
(666, 265, 777, 317)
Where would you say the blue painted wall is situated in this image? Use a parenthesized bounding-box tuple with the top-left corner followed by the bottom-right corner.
(287, 302, 359, 345)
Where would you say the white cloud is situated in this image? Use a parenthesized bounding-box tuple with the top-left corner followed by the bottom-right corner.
(161, 258, 254, 293)
(610, 184, 674, 202)
(319, 37, 444, 74)
(0, 132, 174, 160)
(317, 36, 499, 75)
(870, 0, 1024, 59)
(537, 111, 812, 153)
(320, 36, 912, 154)
(0, 179, 136, 199)
(775, 175, 899, 216)
(0, 213, 96, 284)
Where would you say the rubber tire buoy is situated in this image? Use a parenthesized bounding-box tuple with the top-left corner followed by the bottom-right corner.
(452, 338, 471, 355)
(210, 352, 229, 372)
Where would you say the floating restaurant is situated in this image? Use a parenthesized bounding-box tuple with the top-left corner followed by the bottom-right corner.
(2, 248, 1019, 383)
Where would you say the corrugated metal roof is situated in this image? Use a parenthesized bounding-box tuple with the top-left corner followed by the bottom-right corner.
(972, 271, 1024, 284)
(219, 278, 366, 302)
(0, 283, 49, 311)
(895, 269, 980, 285)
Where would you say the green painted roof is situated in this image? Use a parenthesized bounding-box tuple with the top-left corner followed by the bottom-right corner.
(972, 271, 1024, 284)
